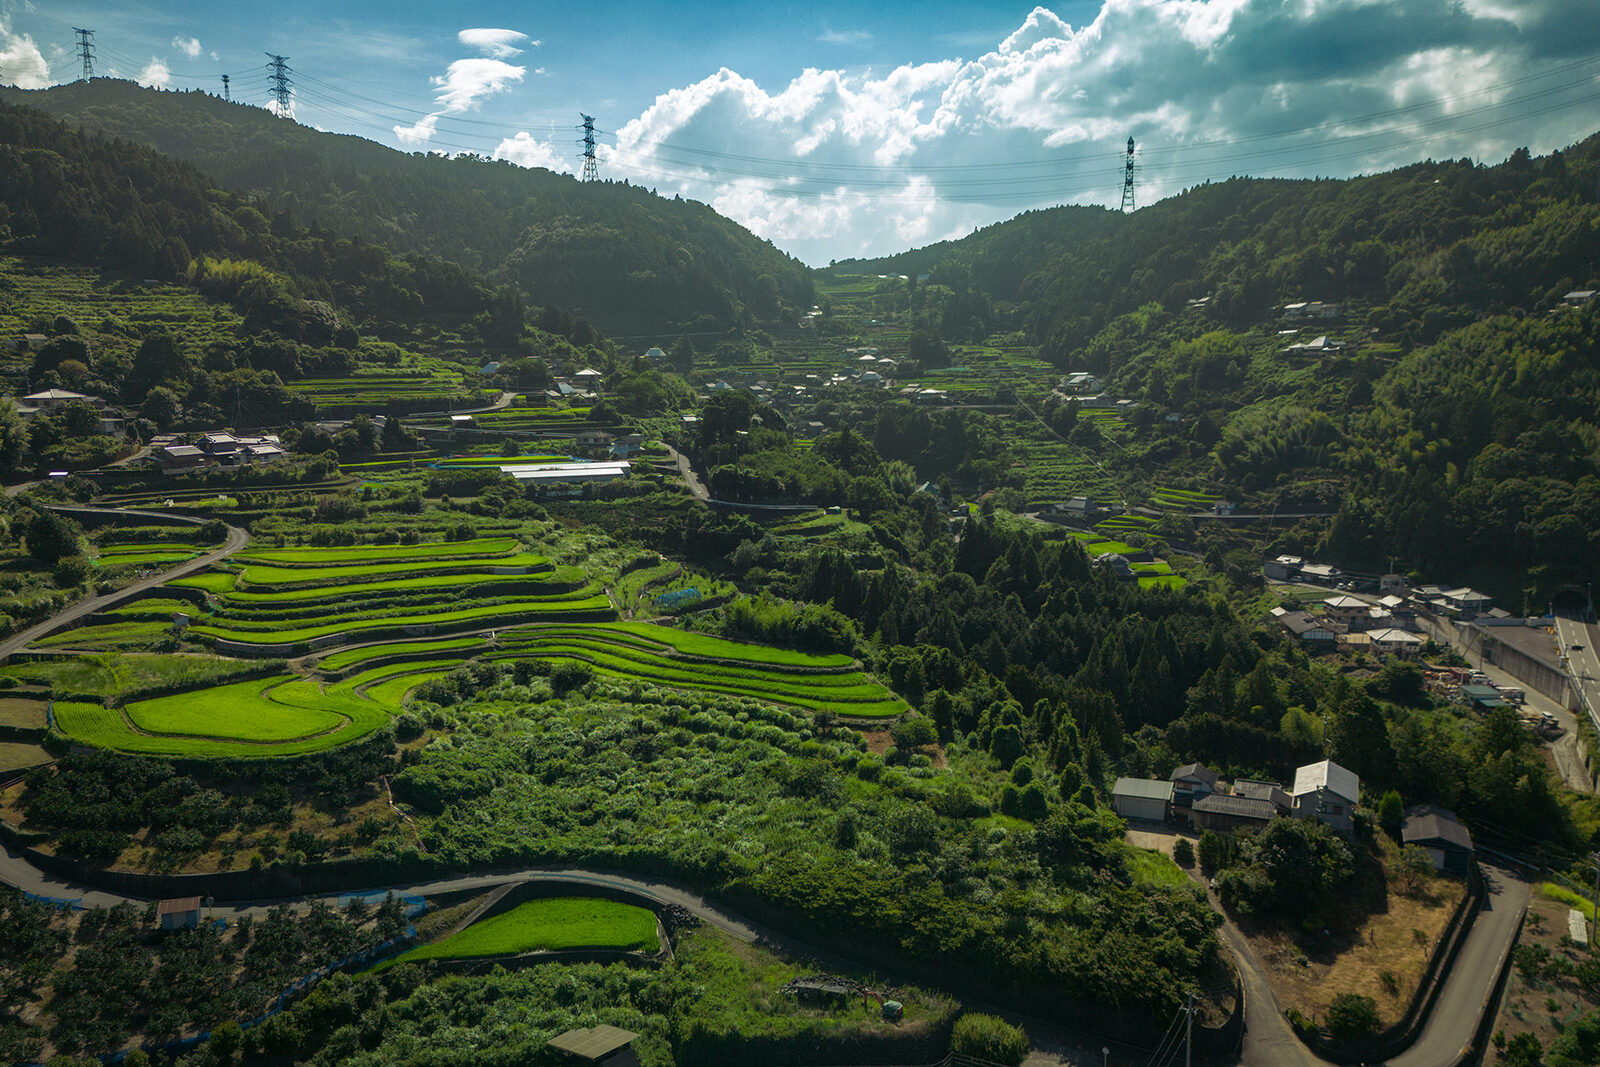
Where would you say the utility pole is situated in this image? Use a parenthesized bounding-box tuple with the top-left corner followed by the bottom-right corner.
(1591, 852, 1599, 954)
(265, 54, 292, 116)
(1185, 991, 1195, 1067)
(222, 74, 230, 102)
(1119, 136, 1137, 213)
(580, 114, 599, 182)
(73, 28, 95, 81)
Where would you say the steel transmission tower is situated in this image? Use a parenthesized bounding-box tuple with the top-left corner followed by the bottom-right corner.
(265, 54, 292, 116)
(580, 114, 599, 182)
(1120, 136, 1137, 213)
(73, 28, 95, 81)
(222, 74, 230, 101)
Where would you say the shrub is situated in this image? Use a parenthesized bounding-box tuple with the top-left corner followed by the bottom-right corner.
(1173, 838, 1195, 867)
(1197, 830, 1227, 871)
(1326, 993, 1380, 1040)
(950, 1013, 1028, 1065)
(53, 555, 93, 588)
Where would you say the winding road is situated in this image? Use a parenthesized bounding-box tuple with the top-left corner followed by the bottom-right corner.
(0, 506, 249, 663)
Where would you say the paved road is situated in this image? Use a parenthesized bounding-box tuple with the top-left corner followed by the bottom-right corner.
(1556, 608, 1600, 733)
(1389, 863, 1528, 1067)
(0, 507, 249, 663)
(660, 443, 709, 501)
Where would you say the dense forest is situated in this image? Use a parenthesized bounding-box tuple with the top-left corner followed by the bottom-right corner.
(0, 80, 815, 330)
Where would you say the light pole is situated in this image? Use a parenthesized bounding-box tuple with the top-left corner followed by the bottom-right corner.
(1101, 1047, 1109, 1067)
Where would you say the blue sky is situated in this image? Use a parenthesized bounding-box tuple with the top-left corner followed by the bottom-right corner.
(3, 1, 1599, 264)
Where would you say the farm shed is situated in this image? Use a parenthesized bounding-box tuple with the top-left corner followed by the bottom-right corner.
(1112, 777, 1173, 822)
(1402, 804, 1474, 876)
(157, 897, 202, 930)
(1191, 792, 1279, 833)
(547, 1024, 640, 1065)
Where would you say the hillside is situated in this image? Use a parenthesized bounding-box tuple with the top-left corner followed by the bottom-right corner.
(0, 80, 814, 332)
(821, 140, 1600, 598)
(839, 139, 1600, 356)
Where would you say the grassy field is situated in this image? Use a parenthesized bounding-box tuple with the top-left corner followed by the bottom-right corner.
(124, 677, 345, 740)
(0, 697, 49, 730)
(393, 897, 660, 964)
(0, 741, 51, 774)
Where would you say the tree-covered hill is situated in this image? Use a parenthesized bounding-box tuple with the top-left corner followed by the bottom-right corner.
(1, 80, 814, 331)
(839, 138, 1600, 357)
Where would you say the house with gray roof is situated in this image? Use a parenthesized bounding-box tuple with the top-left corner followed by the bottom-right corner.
(1401, 804, 1474, 876)
(1291, 759, 1360, 834)
(1112, 777, 1174, 822)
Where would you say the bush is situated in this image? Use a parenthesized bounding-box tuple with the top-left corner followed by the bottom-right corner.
(1197, 830, 1227, 871)
(1326, 993, 1380, 1040)
(52, 555, 93, 588)
(950, 1013, 1028, 1065)
(1173, 838, 1195, 867)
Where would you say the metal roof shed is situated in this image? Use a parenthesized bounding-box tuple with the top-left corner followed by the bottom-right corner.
(1112, 777, 1173, 822)
(547, 1024, 640, 1063)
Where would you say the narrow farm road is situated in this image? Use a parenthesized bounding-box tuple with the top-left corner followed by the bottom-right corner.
(660, 443, 709, 501)
(0, 506, 249, 663)
(1388, 863, 1528, 1067)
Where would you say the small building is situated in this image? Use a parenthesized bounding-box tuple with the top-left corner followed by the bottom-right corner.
(1323, 594, 1369, 625)
(1563, 290, 1597, 308)
(7, 333, 48, 353)
(198, 432, 239, 456)
(1300, 562, 1342, 584)
(1191, 792, 1280, 833)
(1380, 573, 1409, 593)
(157, 897, 202, 931)
(1402, 804, 1474, 876)
(1058, 496, 1099, 517)
(573, 368, 604, 386)
(610, 433, 644, 459)
(155, 444, 205, 471)
(643, 346, 667, 364)
(1291, 759, 1360, 834)
(1112, 777, 1174, 822)
(21, 388, 101, 412)
(1095, 553, 1135, 580)
(1442, 588, 1493, 619)
(1169, 763, 1219, 808)
(547, 1024, 640, 1066)
(1367, 627, 1424, 657)
(576, 429, 614, 448)
(1460, 684, 1509, 711)
(1274, 608, 1338, 646)
(1263, 555, 1304, 581)
(1232, 778, 1291, 812)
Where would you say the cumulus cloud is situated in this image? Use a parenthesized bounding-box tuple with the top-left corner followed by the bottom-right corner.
(171, 35, 201, 58)
(139, 57, 171, 89)
(527, 0, 1598, 264)
(818, 28, 871, 46)
(494, 131, 573, 173)
(395, 29, 530, 145)
(0, 21, 50, 88)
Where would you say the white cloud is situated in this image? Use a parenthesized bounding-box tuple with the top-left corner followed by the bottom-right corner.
(494, 131, 573, 173)
(0, 21, 50, 88)
(818, 28, 871, 46)
(171, 35, 201, 58)
(557, 0, 1597, 265)
(458, 27, 536, 59)
(139, 57, 171, 89)
(393, 33, 528, 145)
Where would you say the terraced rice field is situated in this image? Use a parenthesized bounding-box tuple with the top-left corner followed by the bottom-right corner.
(392, 897, 660, 965)
(486, 623, 906, 718)
(94, 543, 203, 567)
(1021, 442, 1122, 508)
(1150, 486, 1221, 511)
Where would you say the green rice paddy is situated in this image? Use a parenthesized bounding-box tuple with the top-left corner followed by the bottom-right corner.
(393, 897, 660, 964)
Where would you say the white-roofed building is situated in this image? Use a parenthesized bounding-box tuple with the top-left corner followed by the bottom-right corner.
(1291, 759, 1360, 834)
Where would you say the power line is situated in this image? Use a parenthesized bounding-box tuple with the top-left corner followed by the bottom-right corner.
(1120, 136, 1137, 213)
(580, 113, 599, 182)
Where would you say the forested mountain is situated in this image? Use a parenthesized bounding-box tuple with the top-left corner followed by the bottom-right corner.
(832, 139, 1600, 597)
(841, 139, 1600, 357)
(0, 80, 814, 330)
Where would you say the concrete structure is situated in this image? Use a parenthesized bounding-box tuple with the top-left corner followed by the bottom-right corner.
(1111, 777, 1173, 822)
(1263, 555, 1304, 581)
(1402, 804, 1474, 876)
(1291, 759, 1359, 834)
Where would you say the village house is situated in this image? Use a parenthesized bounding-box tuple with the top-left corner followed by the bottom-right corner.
(1290, 759, 1360, 834)
(6, 333, 48, 353)
(1323, 594, 1370, 629)
(1191, 792, 1279, 833)
(1402, 804, 1474, 876)
(1168, 762, 1219, 809)
(1272, 607, 1338, 647)
(1367, 627, 1424, 656)
(575, 429, 614, 448)
(1263, 555, 1304, 581)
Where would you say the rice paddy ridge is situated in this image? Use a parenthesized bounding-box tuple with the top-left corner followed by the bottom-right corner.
(230, 537, 524, 567)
